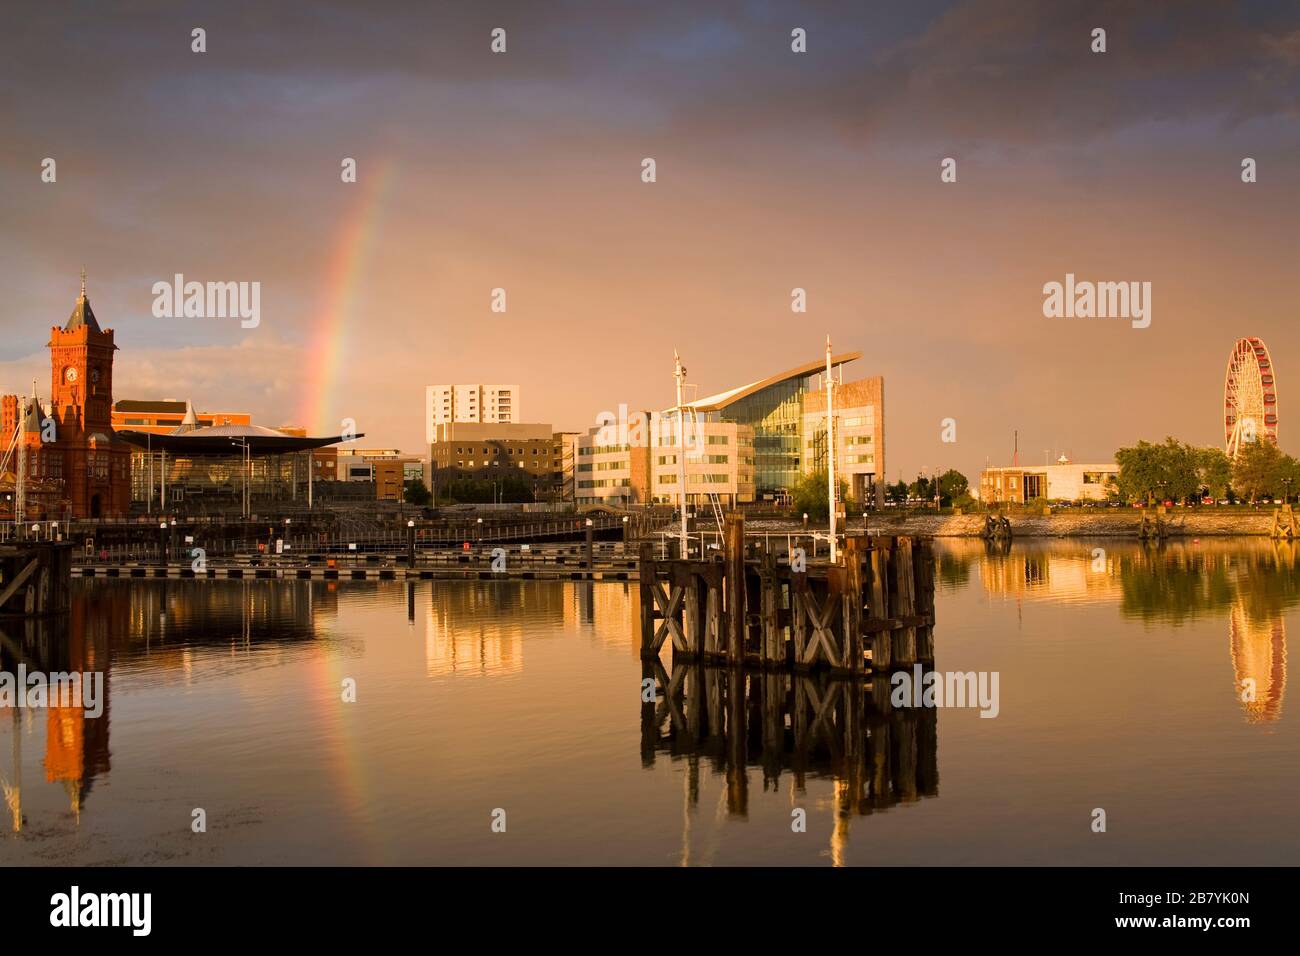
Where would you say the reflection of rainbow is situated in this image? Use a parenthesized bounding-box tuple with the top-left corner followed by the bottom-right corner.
(298, 160, 395, 434)
(305, 629, 378, 861)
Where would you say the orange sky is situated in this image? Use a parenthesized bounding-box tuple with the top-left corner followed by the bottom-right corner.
(1, 0, 1296, 481)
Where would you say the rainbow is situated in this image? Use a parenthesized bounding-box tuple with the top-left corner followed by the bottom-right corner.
(298, 159, 395, 434)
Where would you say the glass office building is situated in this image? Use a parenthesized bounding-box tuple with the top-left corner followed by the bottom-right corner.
(679, 351, 868, 499)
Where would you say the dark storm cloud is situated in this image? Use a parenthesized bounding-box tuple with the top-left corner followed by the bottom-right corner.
(4, 0, 1293, 154)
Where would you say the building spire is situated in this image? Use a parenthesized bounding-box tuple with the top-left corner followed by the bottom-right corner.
(63, 268, 102, 334)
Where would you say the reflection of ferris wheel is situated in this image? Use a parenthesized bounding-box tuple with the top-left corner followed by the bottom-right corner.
(1224, 337, 1278, 459)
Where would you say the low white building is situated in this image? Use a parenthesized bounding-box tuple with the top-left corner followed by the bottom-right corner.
(980, 456, 1118, 503)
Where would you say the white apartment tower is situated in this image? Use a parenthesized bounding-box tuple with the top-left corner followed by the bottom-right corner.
(425, 384, 520, 442)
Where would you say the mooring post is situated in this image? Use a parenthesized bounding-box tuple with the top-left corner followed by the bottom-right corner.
(724, 512, 745, 665)
(892, 536, 917, 666)
(761, 545, 780, 665)
(585, 523, 594, 569)
(844, 535, 864, 675)
(913, 537, 936, 663)
(638, 542, 657, 658)
(791, 564, 808, 665)
(704, 565, 723, 657)
(407, 520, 416, 568)
(870, 540, 892, 670)
(684, 566, 702, 657)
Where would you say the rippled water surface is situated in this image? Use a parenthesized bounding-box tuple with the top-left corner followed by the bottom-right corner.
(1, 538, 1297, 865)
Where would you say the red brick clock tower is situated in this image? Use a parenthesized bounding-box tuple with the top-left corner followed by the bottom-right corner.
(47, 272, 131, 518)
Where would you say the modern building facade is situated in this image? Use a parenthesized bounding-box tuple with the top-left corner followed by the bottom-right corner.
(276, 426, 339, 483)
(552, 431, 581, 502)
(335, 448, 428, 499)
(425, 384, 520, 442)
(979, 456, 1119, 503)
(429, 422, 558, 496)
(682, 351, 876, 502)
(573, 351, 884, 510)
(115, 423, 355, 513)
(574, 412, 755, 509)
(801, 376, 885, 506)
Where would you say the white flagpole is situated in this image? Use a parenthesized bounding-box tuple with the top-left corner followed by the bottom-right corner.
(825, 336, 838, 563)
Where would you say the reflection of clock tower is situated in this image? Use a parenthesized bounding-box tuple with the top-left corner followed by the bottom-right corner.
(47, 271, 131, 518)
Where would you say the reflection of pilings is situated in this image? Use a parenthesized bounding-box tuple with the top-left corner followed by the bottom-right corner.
(641, 661, 939, 822)
(726, 669, 747, 816)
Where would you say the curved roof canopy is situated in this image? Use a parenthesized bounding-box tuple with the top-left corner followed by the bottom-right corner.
(117, 423, 362, 454)
(671, 351, 862, 414)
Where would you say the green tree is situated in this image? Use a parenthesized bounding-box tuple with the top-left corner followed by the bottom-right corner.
(793, 469, 847, 521)
(1232, 441, 1294, 502)
(1195, 447, 1233, 501)
(935, 468, 970, 507)
(887, 480, 908, 502)
(1115, 437, 1200, 503)
(907, 475, 932, 502)
(403, 479, 431, 506)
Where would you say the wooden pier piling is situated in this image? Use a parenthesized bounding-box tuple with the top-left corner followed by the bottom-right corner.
(638, 529, 936, 676)
(0, 542, 73, 617)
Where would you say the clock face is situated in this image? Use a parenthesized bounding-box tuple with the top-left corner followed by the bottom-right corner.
(64, 366, 78, 383)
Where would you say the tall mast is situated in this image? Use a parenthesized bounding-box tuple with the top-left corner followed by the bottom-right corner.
(826, 336, 837, 563)
(15, 396, 26, 530)
(674, 350, 689, 558)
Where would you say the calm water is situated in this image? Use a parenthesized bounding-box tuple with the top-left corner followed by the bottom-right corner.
(1, 538, 1297, 866)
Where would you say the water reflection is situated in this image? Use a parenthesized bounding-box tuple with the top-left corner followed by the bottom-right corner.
(641, 660, 938, 865)
(1, 579, 335, 831)
(422, 581, 637, 677)
(0, 610, 111, 830)
(1, 553, 1295, 863)
(943, 538, 1296, 723)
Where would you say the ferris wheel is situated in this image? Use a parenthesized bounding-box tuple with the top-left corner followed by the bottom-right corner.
(1224, 336, 1278, 459)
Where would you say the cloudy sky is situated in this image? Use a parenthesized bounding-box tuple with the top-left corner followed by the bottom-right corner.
(1, 0, 1296, 482)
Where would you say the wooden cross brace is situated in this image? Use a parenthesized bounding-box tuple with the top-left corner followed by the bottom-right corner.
(798, 588, 843, 668)
(648, 580, 688, 655)
(651, 659, 689, 734)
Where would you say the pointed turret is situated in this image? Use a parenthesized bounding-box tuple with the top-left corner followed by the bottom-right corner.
(64, 268, 102, 333)
(172, 400, 200, 434)
(22, 386, 44, 434)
